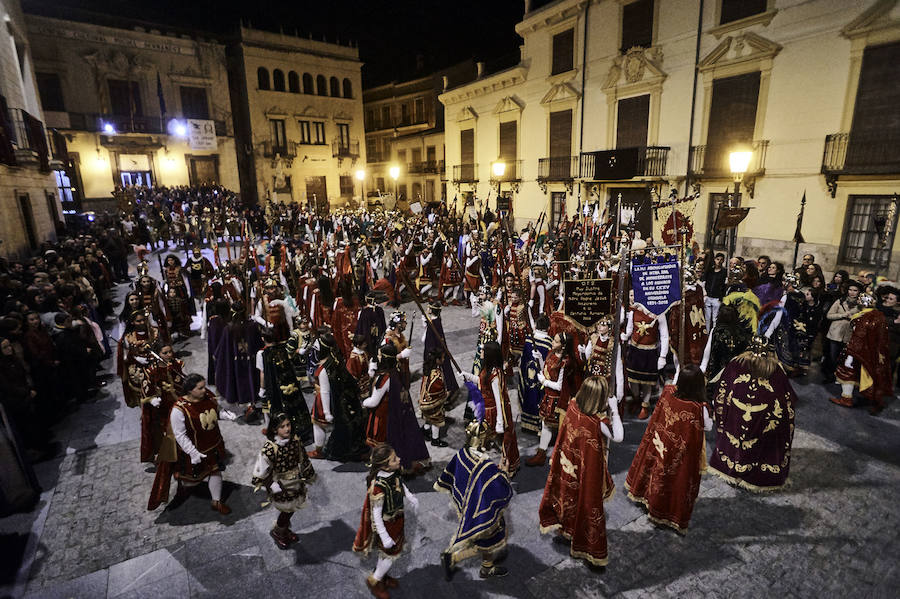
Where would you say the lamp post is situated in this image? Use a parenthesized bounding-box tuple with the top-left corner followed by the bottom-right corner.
(355, 168, 366, 210)
(389, 165, 400, 208)
(728, 147, 753, 258)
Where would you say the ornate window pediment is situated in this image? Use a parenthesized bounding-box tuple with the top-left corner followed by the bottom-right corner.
(841, 0, 900, 40)
(457, 106, 478, 122)
(698, 31, 782, 74)
(603, 47, 666, 92)
(494, 96, 523, 115)
(294, 105, 326, 120)
(332, 110, 353, 121)
(540, 81, 580, 106)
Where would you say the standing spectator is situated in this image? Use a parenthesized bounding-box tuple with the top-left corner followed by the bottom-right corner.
(822, 280, 862, 384)
(702, 252, 727, 332)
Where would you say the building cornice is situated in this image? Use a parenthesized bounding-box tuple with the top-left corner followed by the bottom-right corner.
(517, 0, 591, 35)
(439, 66, 527, 106)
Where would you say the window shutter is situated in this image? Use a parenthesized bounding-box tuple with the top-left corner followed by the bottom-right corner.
(549, 110, 572, 158)
(616, 95, 650, 149)
(460, 129, 474, 164)
(551, 29, 574, 75)
(850, 42, 900, 140)
(705, 72, 760, 172)
(499, 120, 517, 160)
(36, 73, 65, 112)
(621, 0, 653, 52)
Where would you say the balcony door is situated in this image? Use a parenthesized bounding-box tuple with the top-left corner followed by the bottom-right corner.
(616, 95, 649, 149)
(607, 187, 652, 242)
(705, 72, 759, 173)
(846, 41, 900, 170)
(460, 128, 475, 180)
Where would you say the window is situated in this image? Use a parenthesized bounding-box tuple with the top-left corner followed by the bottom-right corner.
(340, 175, 354, 196)
(499, 120, 517, 160)
(312, 121, 326, 144)
(298, 120, 311, 144)
(54, 169, 75, 207)
(397, 149, 407, 164)
(551, 29, 575, 75)
(288, 71, 300, 93)
(270, 119, 286, 149)
(401, 103, 410, 125)
(550, 191, 566, 229)
(460, 128, 475, 180)
(720, 0, 767, 25)
(343, 78, 353, 99)
(398, 184, 407, 199)
(303, 73, 314, 94)
(337, 123, 350, 147)
(412, 182, 422, 200)
(108, 79, 142, 116)
(273, 69, 285, 92)
(257, 67, 270, 90)
(549, 109, 572, 157)
(366, 109, 378, 130)
(316, 75, 327, 96)
(621, 0, 653, 53)
(839, 195, 899, 268)
(382, 106, 392, 127)
(846, 41, 900, 169)
(366, 137, 377, 159)
(616, 94, 650, 148)
(411, 148, 422, 165)
(330, 76, 340, 97)
(415, 97, 425, 122)
(377, 177, 385, 190)
(36, 72, 65, 112)
(705, 71, 760, 172)
(180, 86, 209, 119)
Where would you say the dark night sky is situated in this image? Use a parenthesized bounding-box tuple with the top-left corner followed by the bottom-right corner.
(22, 0, 526, 86)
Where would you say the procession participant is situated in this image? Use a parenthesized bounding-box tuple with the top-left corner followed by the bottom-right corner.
(117, 310, 158, 413)
(439, 244, 463, 305)
(185, 246, 215, 302)
(875, 285, 900, 385)
(464, 245, 482, 303)
(581, 314, 624, 398)
(517, 314, 552, 435)
(538, 375, 622, 566)
(625, 365, 712, 532)
(252, 413, 317, 549)
(356, 290, 387, 357)
(383, 310, 412, 388)
(346, 333, 373, 399)
(526, 331, 578, 467)
(162, 254, 193, 314)
(503, 287, 530, 370)
(528, 258, 550, 321)
(168, 374, 230, 514)
(253, 277, 294, 343)
(709, 337, 796, 491)
(318, 333, 369, 462)
(136, 274, 171, 342)
(332, 279, 360, 360)
(352, 443, 419, 599)
(421, 300, 459, 400)
(461, 341, 519, 475)
(623, 291, 669, 419)
(417, 241, 436, 299)
(436, 419, 514, 581)
(213, 301, 262, 407)
(164, 285, 193, 340)
(361, 344, 431, 474)
(700, 305, 751, 386)
(419, 348, 449, 447)
(471, 285, 498, 377)
(831, 293, 892, 415)
(258, 327, 314, 445)
(204, 297, 229, 385)
(666, 268, 708, 369)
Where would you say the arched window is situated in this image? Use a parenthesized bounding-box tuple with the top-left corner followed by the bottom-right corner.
(257, 67, 270, 90)
(273, 69, 285, 92)
(330, 76, 340, 97)
(342, 78, 353, 99)
(303, 73, 314, 94)
(288, 71, 300, 93)
(316, 75, 327, 96)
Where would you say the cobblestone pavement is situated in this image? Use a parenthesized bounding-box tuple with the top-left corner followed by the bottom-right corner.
(2, 248, 899, 599)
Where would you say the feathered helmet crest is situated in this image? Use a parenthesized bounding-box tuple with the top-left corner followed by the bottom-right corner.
(747, 335, 772, 357)
(389, 310, 406, 327)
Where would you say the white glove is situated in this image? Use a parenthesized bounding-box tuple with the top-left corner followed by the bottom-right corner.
(407, 493, 419, 512)
(382, 537, 396, 549)
(495, 419, 504, 434)
(149, 396, 162, 408)
(258, 388, 266, 398)
(399, 347, 412, 359)
(362, 396, 378, 408)
(421, 315, 427, 327)
(621, 333, 629, 343)
(459, 371, 477, 383)
(528, 299, 534, 308)
(657, 357, 667, 370)
(532, 350, 543, 361)
(844, 356, 853, 368)
(270, 481, 283, 495)
(368, 360, 377, 377)
(190, 452, 207, 465)
(135, 356, 148, 365)
(325, 413, 334, 423)
(537, 372, 546, 385)
(577, 344, 586, 357)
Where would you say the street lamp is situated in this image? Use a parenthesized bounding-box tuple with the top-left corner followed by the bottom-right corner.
(355, 169, 366, 210)
(389, 165, 400, 203)
(729, 147, 753, 199)
(492, 160, 506, 197)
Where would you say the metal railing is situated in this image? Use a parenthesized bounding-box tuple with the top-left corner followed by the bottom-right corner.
(366, 152, 384, 163)
(688, 140, 768, 177)
(62, 113, 227, 136)
(822, 132, 900, 174)
(580, 146, 670, 179)
(7, 108, 50, 170)
(261, 140, 298, 158)
(538, 156, 579, 180)
(332, 138, 360, 158)
(452, 163, 478, 182)
(490, 159, 523, 182)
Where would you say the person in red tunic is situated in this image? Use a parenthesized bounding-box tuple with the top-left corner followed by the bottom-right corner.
(352, 443, 419, 599)
(439, 249, 463, 305)
(538, 375, 623, 566)
(625, 365, 712, 532)
(331, 280, 360, 360)
(526, 331, 578, 466)
(346, 334, 373, 400)
(830, 293, 893, 415)
(667, 273, 708, 371)
(419, 348, 449, 447)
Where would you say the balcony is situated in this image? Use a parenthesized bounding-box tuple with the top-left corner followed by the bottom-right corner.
(332, 138, 360, 159)
(407, 160, 442, 175)
(452, 163, 478, 183)
(581, 146, 670, 181)
(687, 140, 768, 179)
(821, 132, 900, 197)
(538, 156, 579, 181)
(367, 152, 384, 163)
(490, 159, 523, 183)
(59, 113, 227, 137)
(261, 140, 298, 159)
(5, 108, 50, 171)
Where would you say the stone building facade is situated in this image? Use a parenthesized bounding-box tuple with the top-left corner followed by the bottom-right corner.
(0, 0, 61, 259)
(440, 0, 900, 279)
(25, 14, 239, 212)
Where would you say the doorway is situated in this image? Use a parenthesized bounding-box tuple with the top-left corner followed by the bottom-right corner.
(305, 175, 327, 214)
(189, 156, 219, 185)
(607, 187, 652, 242)
(120, 171, 152, 187)
(18, 193, 38, 250)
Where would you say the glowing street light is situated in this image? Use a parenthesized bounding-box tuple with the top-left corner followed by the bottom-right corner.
(492, 160, 506, 178)
(174, 123, 187, 137)
(102, 122, 116, 134)
(355, 169, 366, 181)
(389, 165, 400, 180)
(729, 148, 753, 183)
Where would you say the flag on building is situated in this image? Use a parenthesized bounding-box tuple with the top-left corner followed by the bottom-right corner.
(793, 191, 806, 244)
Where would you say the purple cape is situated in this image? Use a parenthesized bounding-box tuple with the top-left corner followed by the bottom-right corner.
(213, 321, 262, 404)
(385, 370, 430, 469)
(206, 315, 225, 384)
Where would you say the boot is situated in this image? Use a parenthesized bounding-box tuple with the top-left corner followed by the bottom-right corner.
(440, 551, 455, 581)
(210, 500, 232, 515)
(637, 406, 651, 420)
(383, 575, 399, 588)
(430, 437, 449, 448)
(479, 564, 509, 578)
(525, 448, 546, 467)
(829, 396, 854, 408)
(270, 526, 291, 550)
(366, 575, 390, 599)
(307, 447, 324, 459)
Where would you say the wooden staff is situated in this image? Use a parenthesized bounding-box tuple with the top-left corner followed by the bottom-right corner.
(399, 269, 462, 373)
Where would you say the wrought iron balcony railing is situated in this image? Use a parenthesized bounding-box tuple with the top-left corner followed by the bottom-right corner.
(6, 108, 50, 171)
(452, 163, 478, 183)
(820, 132, 900, 197)
(537, 156, 579, 180)
(687, 140, 768, 178)
(580, 146, 670, 180)
(261, 140, 298, 159)
(490, 159, 522, 182)
(332, 138, 360, 158)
